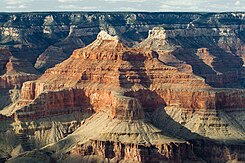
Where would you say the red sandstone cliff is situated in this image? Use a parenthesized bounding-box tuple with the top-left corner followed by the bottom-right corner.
(2, 31, 245, 162)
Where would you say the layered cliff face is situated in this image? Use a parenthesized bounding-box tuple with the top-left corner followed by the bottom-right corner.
(15, 31, 211, 114)
(1, 12, 245, 89)
(0, 12, 245, 162)
(0, 48, 39, 111)
(0, 48, 38, 88)
(137, 26, 245, 88)
(0, 55, 35, 161)
(34, 26, 86, 71)
(0, 57, 38, 89)
(1, 12, 245, 75)
(1, 30, 244, 162)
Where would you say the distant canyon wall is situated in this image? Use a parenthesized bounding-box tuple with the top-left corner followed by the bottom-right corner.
(0, 12, 245, 70)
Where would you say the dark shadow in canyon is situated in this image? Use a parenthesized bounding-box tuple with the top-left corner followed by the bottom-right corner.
(172, 47, 245, 88)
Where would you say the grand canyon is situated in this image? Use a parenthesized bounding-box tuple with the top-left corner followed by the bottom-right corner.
(0, 12, 245, 162)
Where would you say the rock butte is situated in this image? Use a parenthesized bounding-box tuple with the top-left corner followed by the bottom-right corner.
(0, 12, 245, 163)
(0, 30, 244, 162)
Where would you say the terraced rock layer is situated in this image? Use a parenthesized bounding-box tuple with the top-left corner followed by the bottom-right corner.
(0, 11, 245, 163)
(2, 31, 244, 162)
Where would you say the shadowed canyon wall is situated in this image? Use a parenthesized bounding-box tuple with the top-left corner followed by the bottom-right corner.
(0, 12, 245, 162)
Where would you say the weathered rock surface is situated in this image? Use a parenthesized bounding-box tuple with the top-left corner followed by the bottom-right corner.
(0, 48, 38, 89)
(1, 31, 244, 162)
(1, 12, 245, 76)
(137, 26, 245, 88)
(0, 12, 245, 162)
(34, 27, 86, 71)
(0, 48, 38, 111)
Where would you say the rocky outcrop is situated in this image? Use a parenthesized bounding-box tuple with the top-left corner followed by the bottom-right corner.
(66, 124, 195, 162)
(2, 31, 244, 162)
(0, 12, 245, 162)
(0, 112, 86, 162)
(137, 26, 245, 88)
(0, 49, 38, 89)
(13, 88, 92, 121)
(0, 12, 245, 73)
(0, 12, 244, 91)
(16, 31, 212, 114)
(34, 26, 86, 71)
(34, 46, 68, 71)
(0, 48, 12, 75)
(0, 48, 38, 111)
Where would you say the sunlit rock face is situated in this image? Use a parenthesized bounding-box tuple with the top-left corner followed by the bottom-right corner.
(0, 48, 38, 110)
(137, 25, 245, 88)
(0, 31, 243, 163)
(0, 12, 245, 73)
(0, 12, 245, 162)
